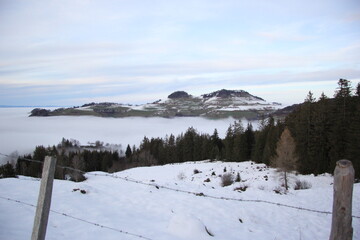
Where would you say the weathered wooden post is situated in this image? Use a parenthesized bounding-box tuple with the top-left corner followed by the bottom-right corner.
(329, 159, 354, 240)
(31, 156, 57, 240)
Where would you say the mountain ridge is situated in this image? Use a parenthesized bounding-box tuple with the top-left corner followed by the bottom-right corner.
(29, 89, 283, 119)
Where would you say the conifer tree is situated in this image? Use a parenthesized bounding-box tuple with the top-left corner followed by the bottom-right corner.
(0, 162, 16, 178)
(125, 144, 132, 158)
(252, 118, 271, 163)
(271, 127, 298, 190)
(224, 125, 234, 161)
(244, 123, 255, 160)
(211, 128, 224, 159)
(262, 117, 278, 165)
(329, 79, 352, 169)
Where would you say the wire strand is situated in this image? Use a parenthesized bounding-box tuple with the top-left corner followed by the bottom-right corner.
(0, 196, 154, 240)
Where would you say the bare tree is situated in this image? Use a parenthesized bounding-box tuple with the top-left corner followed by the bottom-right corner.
(271, 127, 298, 190)
(71, 154, 86, 182)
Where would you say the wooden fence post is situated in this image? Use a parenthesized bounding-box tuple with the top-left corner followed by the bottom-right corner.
(31, 156, 57, 240)
(329, 159, 354, 240)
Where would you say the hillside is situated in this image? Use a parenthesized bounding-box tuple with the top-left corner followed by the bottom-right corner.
(1, 160, 359, 240)
(29, 89, 283, 119)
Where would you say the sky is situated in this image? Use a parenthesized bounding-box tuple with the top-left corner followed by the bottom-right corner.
(0, 0, 359, 106)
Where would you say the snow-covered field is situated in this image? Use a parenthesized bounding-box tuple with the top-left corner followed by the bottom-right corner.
(0, 108, 256, 164)
(0, 161, 359, 240)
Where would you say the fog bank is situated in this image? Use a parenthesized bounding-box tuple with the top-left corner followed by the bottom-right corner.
(0, 108, 258, 164)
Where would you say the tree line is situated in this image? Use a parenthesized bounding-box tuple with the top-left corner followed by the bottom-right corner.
(1, 79, 359, 180)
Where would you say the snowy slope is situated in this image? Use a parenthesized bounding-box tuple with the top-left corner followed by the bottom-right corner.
(0, 161, 359, 240)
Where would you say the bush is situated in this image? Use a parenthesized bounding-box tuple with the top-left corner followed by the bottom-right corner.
(177, 172, 186, 180)
(221, 173, 234, 187)
(70, 172, 86, 182)
(273, 186, 286, 195)
(235, 172, 241, 182)
(234, 184, 248, 192)
(193, 169, 201, 174)
(294, 179, 312, 190)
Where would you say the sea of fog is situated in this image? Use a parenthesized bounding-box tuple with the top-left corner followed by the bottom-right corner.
(0, 108, 258, 164)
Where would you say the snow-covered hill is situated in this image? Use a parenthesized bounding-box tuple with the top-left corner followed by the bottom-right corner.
(1, 161, 359, 240)
(29, 89, 283, 119)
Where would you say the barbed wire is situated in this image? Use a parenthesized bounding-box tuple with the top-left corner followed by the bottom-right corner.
(1, 152, 360, 219)
(0, 195, 154, 240)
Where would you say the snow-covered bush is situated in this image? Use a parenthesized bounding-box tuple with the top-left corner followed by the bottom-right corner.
(234, 184, 248, 192)
(273, 186, 286, 194)
(294, 179, 312, 190)
(177, 172, 186, 180)
(221, 173, 234, 187)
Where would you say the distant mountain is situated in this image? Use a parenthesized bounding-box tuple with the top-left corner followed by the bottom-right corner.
(29, 89, 284, 119)
(168, 91, 191, 99)
(201, 89, 265, 101)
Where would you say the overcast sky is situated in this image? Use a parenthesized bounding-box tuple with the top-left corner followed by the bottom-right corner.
(0, 0, 359, 106)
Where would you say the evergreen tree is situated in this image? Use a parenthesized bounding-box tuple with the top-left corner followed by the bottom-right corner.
(183, 127, 197, 161)
(29, 145, 48, 177)
(345, 88, 360, 178)
(329, 79, 352, 169)
(167, 134, 177, 163)
(312, 95, 332, 174)
(224, 125, 234, 161)
(125, 144, 132, 158)
(0, 162, 16, 178)
(244, 123, 255, 160)
(334, 78, 352, 98)
(319, 92, 328, 101)
(211, 128, 223, 159)
(200, 134, 212, 160)
(252, 118, 271, 163)
(305, 91, 316, 103)
(262, 117, 279, 165)
(230, 120, 245, 161)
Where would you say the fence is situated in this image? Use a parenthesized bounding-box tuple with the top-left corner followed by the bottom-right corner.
(0, 153, 358, 239)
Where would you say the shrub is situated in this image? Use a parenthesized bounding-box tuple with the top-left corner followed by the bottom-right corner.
(273, 186, 286, 195)
(177, 172, 186, 180)
(69, 171, 86, 182)
(221, 173, 234, 187)
(235, 172, 241, 182)
(193, 169, 201, 174)
(234, 184, 248, 192)
(294, 179, 312, 190)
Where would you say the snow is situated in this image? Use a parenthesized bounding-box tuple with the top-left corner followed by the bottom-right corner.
(219, 105, 279, 111)
(0, 161, 359, 240)
(0, 108, 258, 164)
(77, 106, 94, 111)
